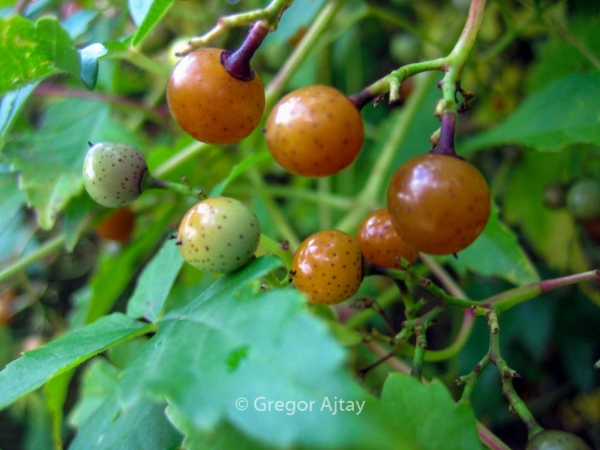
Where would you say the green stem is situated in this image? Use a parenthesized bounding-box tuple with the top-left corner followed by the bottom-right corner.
(152, 141, 211, 179)
(180, 0, 295, 55)
(265, 0, 341, 106)
(335, 71, 437, 233)
(0, 234, 66, 283)
(125, 48, 171, 77)
(149, 177, 206, 199)
(484, 269, 600, 313)
(259, 233, 293, 270)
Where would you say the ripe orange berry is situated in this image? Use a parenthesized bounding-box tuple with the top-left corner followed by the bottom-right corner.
(356, 208, 419, 268)
(167, 48, 265, 145)
(291, 230, 364, 305)
(95, 206, 135, 243)
(387, 153, 490, 255)
(265, 85, 364, 177)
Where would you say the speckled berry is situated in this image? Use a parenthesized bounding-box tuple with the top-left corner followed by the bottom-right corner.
(265, 85, 364, 177)
(526, 430, 591, 450)
(83, 142, 148, 208)
(291, 230, 364, 305)
(167, 48, 265, 145)
(566, 179, 600, 220)
(387, 153, 490, 255)
(357, 208, 419, 269)
(177, 197, 261, 273)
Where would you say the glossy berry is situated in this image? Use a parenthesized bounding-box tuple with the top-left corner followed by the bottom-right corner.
(387, 153, 491, 255)
(83, 142, 148, 208)
(95, 206, 135, 243)
(566, 179, 600, 220)
(291, 230, 363, 305)
(265, 85, 364, 177)
(525, 430, 591, 450)
(177, 197, 261, 273)
(167, 48, 265, 145)
(357, 208, 419, 269)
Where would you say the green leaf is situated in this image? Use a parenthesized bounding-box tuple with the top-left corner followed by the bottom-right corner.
(0, 313, 152, 411)
(85, 202, 176, 324)
(79, 43, 107, 90)
(0, 172, 27, 235)
(381, 373, 481, 450)
(210, 151, 272, 197)
(438, 203, 539, 285)
(67, 358, 120, 429)
(45, 370, 75, 450)
(62, 10, 98, 40)
(3, 98, 139, 229)
(503, 150, 586, 271)
(126, 237, 184, 321)
(462, 73, 600, 152)
(63, 193, 96, 252)
(131, 0, 176, 47)
(118, 257, 413, 450)
(0, 82, 38, 147)
(69, 395, 182, 450)
(0, 16, 80, 95)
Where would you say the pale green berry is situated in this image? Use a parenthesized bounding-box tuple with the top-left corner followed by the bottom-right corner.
(177, 197, 261, 273)
(83, 142, 148, 208)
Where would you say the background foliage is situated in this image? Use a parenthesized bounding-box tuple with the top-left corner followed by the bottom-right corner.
(0, 0, 599, 449)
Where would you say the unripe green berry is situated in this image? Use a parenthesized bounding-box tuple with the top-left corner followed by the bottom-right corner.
(526, 430, 591, 450)
(566, 179, 600, 220)
(177, 197, 261, 273)
(83, 142, 148, 208)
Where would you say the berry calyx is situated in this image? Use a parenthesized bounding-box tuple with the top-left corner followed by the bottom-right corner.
(525, 430, 591, 450)
(387, 153, 491, 255)
(176, 197, 261, 273)
(356, 208, 419, 269)
(83, 142, 148, 208)
(167, 48, 265, 145)
(291, 230, 364, 305)
(265, 85, 364, 177)
(95, 206, 135, 243)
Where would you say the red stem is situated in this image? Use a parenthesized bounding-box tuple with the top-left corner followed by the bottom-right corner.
(221, 22, 270, 81)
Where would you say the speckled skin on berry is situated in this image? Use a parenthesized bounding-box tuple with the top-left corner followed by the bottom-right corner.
(83, 142, 148, 208)
(357, 208, 419, 269)
(526, 430, 591, 450)
(167, 48, 265, 145)
(291, 230, 364, 305)
(265, 85, 364, 177)
(387, 153, 490, 255)
(177, 197, 261, 273)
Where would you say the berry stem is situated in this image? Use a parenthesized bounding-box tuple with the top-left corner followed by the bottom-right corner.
(0, 234, 66, 284)
(177, 0, 294, 56)
(148, 177, 207, 200)
(258, 233, 293, 272)
(221, 22, 270, 81)
(431, 113, 458, 156)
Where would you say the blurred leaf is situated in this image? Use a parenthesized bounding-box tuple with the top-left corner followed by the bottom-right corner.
(0, 172, 27, 235)
(79, 43, 108, 90)
(130, 0, 175, 47)
(68, 358, 120, 429)
(439, 203, 539, 285)
(69, 395, 182, 450)
(85, 202, 175, 324)
(63, 193, 96, 251)
(62, 10, 98, 39)
(126, 237, 184, 321)
(118, 257, 411, 450)
(3, 98, 138, 230)
(503, 150, 587, 271)
(167, 404, 273, 450)
(211, 151, 271, 197)
(0, 16, 80, 95)
(381, 373, 481, 450)
(0, 82, 37, 147)
(0, 313, 152, 411)
(462, 73, 600, 152)
(44, 369, 75, 450)
(526, 17, 600, 92)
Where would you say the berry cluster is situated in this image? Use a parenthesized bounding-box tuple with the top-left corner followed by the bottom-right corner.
(81, 32, 490, 290)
